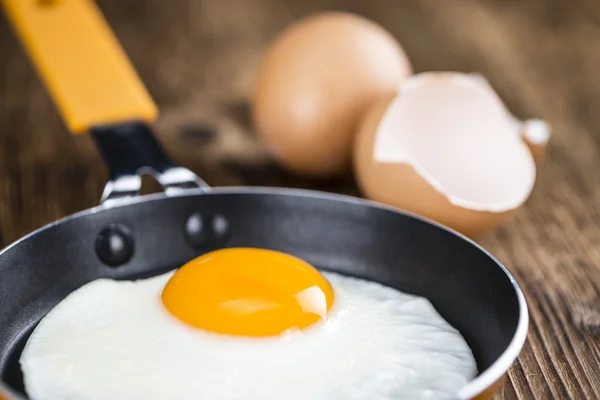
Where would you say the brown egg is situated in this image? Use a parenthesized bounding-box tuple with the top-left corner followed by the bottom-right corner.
(253, 12, 412, 177)
(353, 72, 549, 238)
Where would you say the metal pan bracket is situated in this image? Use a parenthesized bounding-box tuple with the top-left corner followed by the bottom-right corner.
(91, 122, 210, 205)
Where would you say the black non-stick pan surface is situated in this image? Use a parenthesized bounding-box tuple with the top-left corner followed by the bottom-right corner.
(0, 184, 526, 399)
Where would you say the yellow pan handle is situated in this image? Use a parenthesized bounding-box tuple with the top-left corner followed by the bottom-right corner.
(1, 0, 158, 134)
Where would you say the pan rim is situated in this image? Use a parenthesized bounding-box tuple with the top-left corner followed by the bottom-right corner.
(0, 186, 528, 400)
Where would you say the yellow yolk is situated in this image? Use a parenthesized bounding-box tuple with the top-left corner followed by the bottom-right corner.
(161, 248, 335, 337)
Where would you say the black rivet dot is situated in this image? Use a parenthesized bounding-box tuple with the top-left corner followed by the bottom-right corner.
(184, 213, 208, 248)
(184, 213, 230, 249)
(95, 224, 135, 267)
(212, 214, 230, 240)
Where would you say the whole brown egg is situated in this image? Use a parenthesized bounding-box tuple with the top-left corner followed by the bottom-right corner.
(252, 12, 412, 177)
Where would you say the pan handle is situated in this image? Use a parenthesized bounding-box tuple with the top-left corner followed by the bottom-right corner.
(2, 0, 210, 204)
(1, 0, 157, 133)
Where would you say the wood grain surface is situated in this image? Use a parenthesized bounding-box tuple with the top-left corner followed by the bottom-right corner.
(1, 0, 600, 398)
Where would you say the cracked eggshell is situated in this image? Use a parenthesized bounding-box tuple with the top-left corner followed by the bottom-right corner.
(353, 72, 549, 237)
(253, 12, 413, 177)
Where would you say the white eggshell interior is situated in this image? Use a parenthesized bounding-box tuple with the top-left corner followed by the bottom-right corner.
(373, 72, 537, 212)
(521, 119, 551, 145)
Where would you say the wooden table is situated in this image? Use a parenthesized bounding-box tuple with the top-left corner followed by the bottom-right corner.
(1, 0, 599, 398)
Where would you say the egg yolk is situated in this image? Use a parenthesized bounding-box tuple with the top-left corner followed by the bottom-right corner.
(161, 248, 335, 337)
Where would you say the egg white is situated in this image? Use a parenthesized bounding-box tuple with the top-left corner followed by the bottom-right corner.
(21, 271, 477, 400)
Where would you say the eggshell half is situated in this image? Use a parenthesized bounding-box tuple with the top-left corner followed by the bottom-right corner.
(354, 72, 547, 237)
(253, 12, 413, 177)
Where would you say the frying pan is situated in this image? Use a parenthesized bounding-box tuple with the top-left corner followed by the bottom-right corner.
(0, 1, 528, 399)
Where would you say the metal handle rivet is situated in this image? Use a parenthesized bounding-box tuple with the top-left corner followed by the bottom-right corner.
(95, 224, 135, 267)
(184, 213, 230, 249)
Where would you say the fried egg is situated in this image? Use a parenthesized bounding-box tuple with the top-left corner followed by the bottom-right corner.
(21, 248, 476, 400)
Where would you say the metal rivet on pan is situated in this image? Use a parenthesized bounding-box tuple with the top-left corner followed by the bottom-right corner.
(184, 213, 230, 249)
(184, 213, 208, 248)
(212, 214, 230, 241)
(95, 224, 135, 267)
